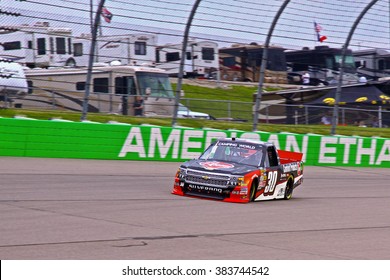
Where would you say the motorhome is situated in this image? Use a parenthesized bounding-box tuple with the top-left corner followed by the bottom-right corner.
(218, 44, 288, 83)
(19, 64, 175, 116)
(353, 48, 390, 81)
(155, 40, 219, 77)
(285, 45, 360, 85)
(72, 33, 157, 67)
(0, 22, 76, 68)
(0, 58, 28, 106)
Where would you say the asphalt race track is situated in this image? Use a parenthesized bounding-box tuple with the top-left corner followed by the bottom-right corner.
(1, 157, 389, 260)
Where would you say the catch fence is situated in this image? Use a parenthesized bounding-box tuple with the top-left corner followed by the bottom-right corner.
(3, 93, 389, 128)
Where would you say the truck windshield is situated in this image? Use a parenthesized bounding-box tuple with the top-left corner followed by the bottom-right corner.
(200, 142, 264, 166)
(136, 72, 174, 99)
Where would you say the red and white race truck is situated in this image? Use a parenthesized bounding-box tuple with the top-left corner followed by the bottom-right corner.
(172, 137, 304, 203)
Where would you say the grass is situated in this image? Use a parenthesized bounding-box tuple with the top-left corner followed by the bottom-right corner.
(175, 83, 257, 120)
(2, 108, 390, 138)
(1, 82, 389, 138)
(175, 83, 288, 120)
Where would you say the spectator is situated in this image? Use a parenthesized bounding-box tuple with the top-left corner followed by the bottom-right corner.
(321, 112, 331, 125)
(133, 96, 144, 116)
(358, 120, 367, 127)
(302, 72, 310, 85)
(371, 117, 379, 128)
(359, 76, 367, 83)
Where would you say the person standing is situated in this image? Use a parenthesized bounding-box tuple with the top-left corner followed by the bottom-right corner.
(133, 96, 144, 116)
(321, 112, 331, 125)
(302, 72, 310, 85)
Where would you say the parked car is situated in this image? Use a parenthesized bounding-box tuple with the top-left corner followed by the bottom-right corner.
(177, 103, 212, 119)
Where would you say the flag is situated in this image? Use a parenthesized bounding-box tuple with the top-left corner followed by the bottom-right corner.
(314, 21, 322, 33)
(319, 35, 327, 43)
(314, 21, 327, 42)
(101, 7, 113, 23)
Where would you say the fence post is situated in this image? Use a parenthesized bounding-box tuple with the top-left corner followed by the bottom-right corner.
(305, 106, 309, 125)
(331, 0, 379, 134)
(81, 0, 106, 121)
(228, 101, 231, 119)
(294, 110, 298, 125)
(253, 0, 290, 131)
(172, 0, 202, 127)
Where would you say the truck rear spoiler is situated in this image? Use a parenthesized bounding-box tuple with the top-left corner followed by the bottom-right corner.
(277, 150, 303, 164)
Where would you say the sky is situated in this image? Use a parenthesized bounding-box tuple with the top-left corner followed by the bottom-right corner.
(1, 0, 390, 50)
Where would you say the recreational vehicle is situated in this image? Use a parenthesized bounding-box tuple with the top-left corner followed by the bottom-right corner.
(0, 22, 76, 68)
(0, 58, 28, 106)
(285, 45, 360, 85)
(72, 34, 157, 67)
(155, 40, 219, 77)
(21, 64, 175, 116)
(218, 44, 288, 83)
(353, 48, 390, 81)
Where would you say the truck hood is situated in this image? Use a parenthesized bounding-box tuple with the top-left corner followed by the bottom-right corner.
(181, 159, 257, 175)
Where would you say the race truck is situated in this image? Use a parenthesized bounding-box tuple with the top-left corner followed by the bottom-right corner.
(172, 138, 304, 203)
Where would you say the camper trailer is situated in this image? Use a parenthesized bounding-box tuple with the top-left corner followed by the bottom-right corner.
(155, 40, 219, 77)
(0, 22, 76, 68)
(72, 34, 157, 67)
(20, 64, 175, 116)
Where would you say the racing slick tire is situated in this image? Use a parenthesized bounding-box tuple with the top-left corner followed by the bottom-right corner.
(284, 178, 294, 200)
(249, 181, 257, 202)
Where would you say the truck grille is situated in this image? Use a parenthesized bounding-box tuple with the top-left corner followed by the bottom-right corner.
(185, 169, 230, 187)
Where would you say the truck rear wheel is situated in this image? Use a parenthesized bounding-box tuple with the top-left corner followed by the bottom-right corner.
(284, 178, 294, 200)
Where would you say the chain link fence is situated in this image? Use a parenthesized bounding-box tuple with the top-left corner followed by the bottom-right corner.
(3, 91, 389, 128)
(2, 1, 390, 130)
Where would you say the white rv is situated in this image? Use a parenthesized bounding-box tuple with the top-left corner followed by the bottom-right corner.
(72, 34, 157, 67)
(20, 64, 175, 116)
(0, 22, 76, 68)
(353, 48, 390, 80)
(0, 58, 28, 103)
(155, 40, 219, 77)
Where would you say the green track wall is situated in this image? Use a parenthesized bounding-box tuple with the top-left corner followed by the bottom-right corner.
(0, 118, 389, 167)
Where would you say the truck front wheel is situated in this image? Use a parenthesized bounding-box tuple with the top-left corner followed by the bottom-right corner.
(249, 181, 257, 202)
